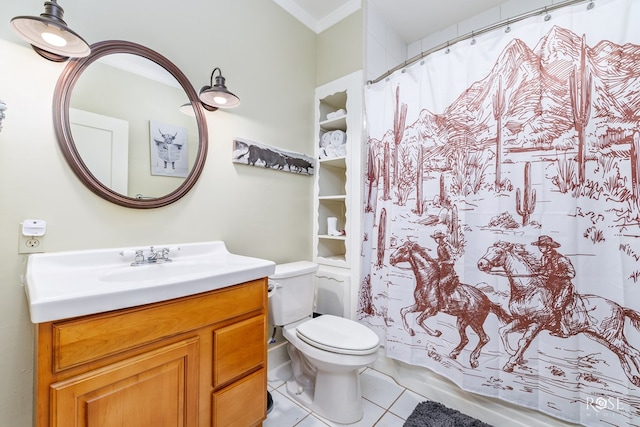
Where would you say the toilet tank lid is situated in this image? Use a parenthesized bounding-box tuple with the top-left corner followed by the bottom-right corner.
(271, 261, 318, 279)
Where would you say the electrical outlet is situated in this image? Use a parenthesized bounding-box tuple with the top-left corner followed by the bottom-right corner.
(18, 226, 46, 254)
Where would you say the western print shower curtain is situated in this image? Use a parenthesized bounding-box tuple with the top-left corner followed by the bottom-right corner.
(359, 0, 640, 425)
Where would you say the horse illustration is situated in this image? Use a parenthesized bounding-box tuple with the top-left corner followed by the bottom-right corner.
(477, 241, 640, 386)
(389, 240, 511, 368)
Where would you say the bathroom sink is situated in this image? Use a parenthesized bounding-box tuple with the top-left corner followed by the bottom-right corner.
(97, 261, 226, 283)
(24, 241, 275, 323)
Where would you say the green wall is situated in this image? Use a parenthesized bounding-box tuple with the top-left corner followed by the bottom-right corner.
(317, 9, 364, 86)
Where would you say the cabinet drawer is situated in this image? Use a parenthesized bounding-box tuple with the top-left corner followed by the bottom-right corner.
(51, 280, 265, 371)
(213, 315, 265, 388)
(212, 369, 266, 427)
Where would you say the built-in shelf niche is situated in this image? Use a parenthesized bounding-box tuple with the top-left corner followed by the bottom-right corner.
(312, 70, 363, 316)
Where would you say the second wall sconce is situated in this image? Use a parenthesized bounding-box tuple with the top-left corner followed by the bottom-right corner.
(198, 67, 240, 110)
(10, 0, 90, 62)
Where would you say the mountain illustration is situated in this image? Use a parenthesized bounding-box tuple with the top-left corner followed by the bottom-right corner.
(397, 25, 640, 155)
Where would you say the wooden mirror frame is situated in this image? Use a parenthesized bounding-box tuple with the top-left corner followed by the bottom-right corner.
(53, 40, 208, 208)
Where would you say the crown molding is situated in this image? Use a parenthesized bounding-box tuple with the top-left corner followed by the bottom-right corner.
(274, 0, 361, 34)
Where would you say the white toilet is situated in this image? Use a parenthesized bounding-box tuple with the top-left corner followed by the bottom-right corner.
(269, 261, 379, 424)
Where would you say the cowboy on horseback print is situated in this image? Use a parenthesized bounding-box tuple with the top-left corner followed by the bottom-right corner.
(478, 240, 640, 386)
(531, 235, 581, 337)
(431, 230, 459, 295)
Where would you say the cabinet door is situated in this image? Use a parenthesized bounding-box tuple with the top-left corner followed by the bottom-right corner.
(50, 338, 199, 427)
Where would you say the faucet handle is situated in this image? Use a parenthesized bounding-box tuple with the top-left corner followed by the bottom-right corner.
(159, 247, 170, 259)
(160, 246, 180, 259)
(119, 248, 147, 265)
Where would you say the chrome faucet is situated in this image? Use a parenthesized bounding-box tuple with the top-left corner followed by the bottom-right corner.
(147, 246, 158, 262)
(126, 246, 175, 266)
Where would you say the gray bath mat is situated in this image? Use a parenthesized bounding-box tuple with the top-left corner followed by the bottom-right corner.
(404, 401, 493, 427)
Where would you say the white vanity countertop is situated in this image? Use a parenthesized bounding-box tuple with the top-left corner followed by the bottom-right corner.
(24, 241, 275, 323)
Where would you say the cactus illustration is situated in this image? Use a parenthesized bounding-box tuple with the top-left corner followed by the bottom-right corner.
(569, 34, 592, 186)
(415, 145, 425, 215)
(439, 173, 449, 207)
(515, 162, 537, 226)
(448, 204, 460, 248)
(376, 208, 387, 268)
(366, 144, 377, 211)
(382, 141, 391, 200)
(358, 274, 375, 316)
(393, 85, 408, 186)
(492, 76, 506, 190)
(632, 131, 640, 208)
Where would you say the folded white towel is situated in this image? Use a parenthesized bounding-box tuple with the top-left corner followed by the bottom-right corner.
(326, 109, 346, 120)
(330, 130, 346, 146)
(321, 132, 332, 147)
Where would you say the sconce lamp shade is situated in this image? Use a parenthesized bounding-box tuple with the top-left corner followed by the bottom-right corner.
(198, 68, 240, 110)
(10, 0, 90, 62)
(179, 102, 195, 116)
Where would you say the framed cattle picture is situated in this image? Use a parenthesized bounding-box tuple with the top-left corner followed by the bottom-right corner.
(149, 120, 189, 177)
(232, 137, 314, 176)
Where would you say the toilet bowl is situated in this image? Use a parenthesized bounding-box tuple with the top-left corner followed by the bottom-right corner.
(283, 315, 378, 423)
(269, 261, 380, 424)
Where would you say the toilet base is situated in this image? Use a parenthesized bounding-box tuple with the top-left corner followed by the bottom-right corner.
(286, 367, 363, 424)
(315, 367, 363, 423)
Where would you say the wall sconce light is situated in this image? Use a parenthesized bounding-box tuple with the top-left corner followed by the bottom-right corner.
(10, 0, 90, 62)
(198, 67, 240, 110)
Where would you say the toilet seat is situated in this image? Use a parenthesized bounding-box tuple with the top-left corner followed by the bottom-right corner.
(296, 315, 379, 356)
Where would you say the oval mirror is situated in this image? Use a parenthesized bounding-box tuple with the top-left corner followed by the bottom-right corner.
(54, 40, 208, 208)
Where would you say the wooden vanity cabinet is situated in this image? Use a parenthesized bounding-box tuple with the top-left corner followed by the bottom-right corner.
(34, 278, 268, 427)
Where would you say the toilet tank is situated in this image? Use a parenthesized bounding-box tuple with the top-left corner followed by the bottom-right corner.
(269, 261, 319, 326)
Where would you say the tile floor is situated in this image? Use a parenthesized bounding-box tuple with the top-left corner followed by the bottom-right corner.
(265, 367, 427, 427)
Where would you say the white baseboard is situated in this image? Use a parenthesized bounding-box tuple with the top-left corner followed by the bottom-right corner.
(268, 342, 289, 374)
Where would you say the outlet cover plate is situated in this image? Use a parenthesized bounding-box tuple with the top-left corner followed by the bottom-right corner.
(18, 225, 46, 254)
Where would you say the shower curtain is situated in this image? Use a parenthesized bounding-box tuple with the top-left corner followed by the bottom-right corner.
(359, 0, 640, 425)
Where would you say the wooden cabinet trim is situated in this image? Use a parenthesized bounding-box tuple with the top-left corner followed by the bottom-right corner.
(52, 279, 265, 371)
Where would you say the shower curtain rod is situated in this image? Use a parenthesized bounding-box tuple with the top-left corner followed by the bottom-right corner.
(368, 0, 591, 85)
